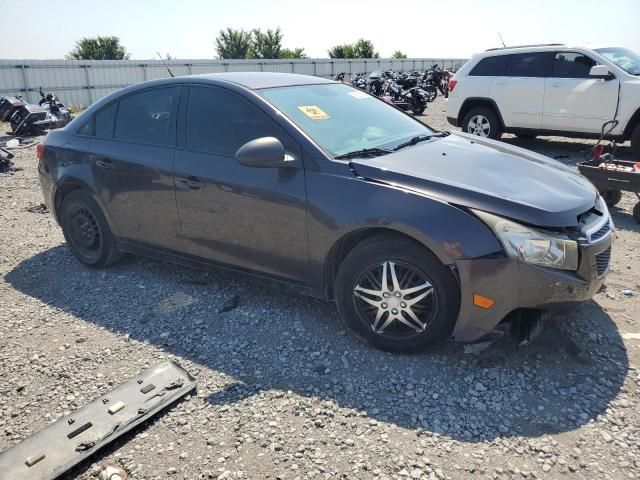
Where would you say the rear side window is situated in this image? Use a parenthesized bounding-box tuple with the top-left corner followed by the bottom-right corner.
(506, 53, 551, 77)
(186, 86, 299, 156)
(115, 87, 176, 146)
(77, 118, 94, 136)
(469, 55, 508, 76)
(95, 103, 117, 139)
(552, 52, 596, 78)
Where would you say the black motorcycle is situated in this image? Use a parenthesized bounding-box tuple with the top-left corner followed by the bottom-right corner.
(377, 72, 428, 115)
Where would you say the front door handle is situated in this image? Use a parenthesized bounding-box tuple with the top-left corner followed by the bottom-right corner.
(179, 176, 204, 190)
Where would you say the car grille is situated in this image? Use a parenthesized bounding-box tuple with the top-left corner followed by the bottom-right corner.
(590, 221, 612, 243)
(595, 247, 612, 277)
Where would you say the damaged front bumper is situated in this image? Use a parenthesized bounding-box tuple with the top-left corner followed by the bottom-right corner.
(452, 232, 613, 342)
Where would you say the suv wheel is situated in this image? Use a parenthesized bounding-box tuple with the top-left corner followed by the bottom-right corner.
(60, 190, 120, 268)
(335, 235, 459, 352)
(462, 106, 503, 140)
(631, 123, 640, 158)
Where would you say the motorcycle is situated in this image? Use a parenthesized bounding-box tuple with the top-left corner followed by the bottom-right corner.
(9, 87, 73, 136)
(377, 72, 428, 115)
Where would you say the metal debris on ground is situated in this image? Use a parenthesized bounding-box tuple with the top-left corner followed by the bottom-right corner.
(0, 361, 196, 480)
(0, 147, 14, 173)
(26, 203, 49, 214)
(97, 461, 129, 480)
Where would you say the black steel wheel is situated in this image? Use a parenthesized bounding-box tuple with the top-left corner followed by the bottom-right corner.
(633, 201, 640, 223)
(60, 190, 120, 267)
(335, 234, 459, 352)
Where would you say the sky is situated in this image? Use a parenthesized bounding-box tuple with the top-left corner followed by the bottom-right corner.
(1, 0, 639, 60)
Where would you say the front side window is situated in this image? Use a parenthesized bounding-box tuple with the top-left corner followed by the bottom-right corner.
(507, 52, 551, 77)
(552, 52, 596, 78)
(185, 85, 299, 156)
(115, 87, 176, 146)
(95, 103, 117, 139)
(469, 55, 509, 76)
(261, 83, 433, 157)
(594, 47, 640, 75)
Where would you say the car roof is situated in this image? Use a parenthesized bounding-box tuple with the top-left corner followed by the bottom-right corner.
(477, 44, 600, 57)
(187, 72, 335, 89)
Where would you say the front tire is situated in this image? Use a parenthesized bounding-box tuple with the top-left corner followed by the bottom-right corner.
(462, 106, 503, 140)
(60, 190, 120, 268)
(335, 234, 459, 352)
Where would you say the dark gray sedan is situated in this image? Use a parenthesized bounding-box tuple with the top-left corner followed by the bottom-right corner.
(37, 72, 614, 352)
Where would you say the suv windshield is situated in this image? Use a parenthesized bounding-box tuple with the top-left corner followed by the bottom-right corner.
(594, 47, 640, 75)
(260, 83, 433, 157)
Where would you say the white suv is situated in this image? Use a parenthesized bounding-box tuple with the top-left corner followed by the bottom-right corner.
(446, 44, 640, 155)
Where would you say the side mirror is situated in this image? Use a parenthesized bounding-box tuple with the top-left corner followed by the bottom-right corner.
(589, 65, 614, 80)
(235, 137, 296, 168)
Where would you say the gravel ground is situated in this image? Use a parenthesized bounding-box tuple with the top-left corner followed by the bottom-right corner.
(1, 95, 640, 480)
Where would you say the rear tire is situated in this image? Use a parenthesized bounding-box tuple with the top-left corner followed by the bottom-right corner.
(60, 190, 120, 268)
(335, 234, 459, 352)
(599, 188, 622, 208)
(631, 123, 640, 158)
(462, 106, 503, 140)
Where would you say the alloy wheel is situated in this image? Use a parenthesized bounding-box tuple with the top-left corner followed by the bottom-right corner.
(352, 261, 438, 339)
(467, 114, 491, 137)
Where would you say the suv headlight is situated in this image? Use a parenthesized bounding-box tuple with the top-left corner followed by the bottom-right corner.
(473, 210, 579, 271)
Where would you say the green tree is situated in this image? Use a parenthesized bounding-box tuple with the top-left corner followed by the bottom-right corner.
(215, 28, 252, 59)
(249, 28, 284, 59)
(67, 36, 130, 60)
(328, 44, 355, 59)
(352, 39, 379, 58)
(391, 50, 407, 59)
(280, 47, 307, 59)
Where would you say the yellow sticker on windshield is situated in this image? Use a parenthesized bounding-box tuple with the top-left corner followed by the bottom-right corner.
(298, 105, 330, 120)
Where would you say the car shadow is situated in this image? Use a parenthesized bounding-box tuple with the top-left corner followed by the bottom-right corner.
(5, 245, 629, 443)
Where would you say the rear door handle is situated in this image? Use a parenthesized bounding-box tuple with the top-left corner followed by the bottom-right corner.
(550, 81, 563, 87)
(179, 176, 204, 190)
(91, 156, 115, 170)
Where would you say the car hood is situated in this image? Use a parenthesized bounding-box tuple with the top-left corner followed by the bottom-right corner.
(350, 132, 597, 228)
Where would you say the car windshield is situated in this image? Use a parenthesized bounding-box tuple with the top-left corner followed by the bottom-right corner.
(260, 83, 433, 157)
(594, 47, 640, 75)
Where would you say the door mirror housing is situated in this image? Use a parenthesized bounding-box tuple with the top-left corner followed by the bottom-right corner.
(235, 137, 296, 168)
(589, 65, 614, 80)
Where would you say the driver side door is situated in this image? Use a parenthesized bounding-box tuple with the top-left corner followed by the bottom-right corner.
(173, 85, 309, 283)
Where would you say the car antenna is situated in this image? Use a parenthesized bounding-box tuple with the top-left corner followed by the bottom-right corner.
(157, 52, 175, 78)
(498, 33, 507, 47)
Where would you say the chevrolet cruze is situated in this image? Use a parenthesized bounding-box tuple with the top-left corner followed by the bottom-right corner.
(37, 72, 614, 352)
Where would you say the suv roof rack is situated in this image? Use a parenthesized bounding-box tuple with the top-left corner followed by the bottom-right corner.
(485, 43, 564, 51)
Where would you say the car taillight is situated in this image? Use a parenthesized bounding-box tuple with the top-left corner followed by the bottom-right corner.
(36, 142, 45, 160)
(448, 80, 458, 92)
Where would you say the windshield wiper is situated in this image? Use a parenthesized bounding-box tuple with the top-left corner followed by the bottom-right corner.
(334, 147, 393, 160)
(392, 132, 446, 151)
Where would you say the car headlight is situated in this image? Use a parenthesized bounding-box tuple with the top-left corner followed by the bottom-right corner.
(473, 210, 579, 271)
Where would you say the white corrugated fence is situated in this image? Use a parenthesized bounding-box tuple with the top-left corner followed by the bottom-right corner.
(0, 58, 467, 108)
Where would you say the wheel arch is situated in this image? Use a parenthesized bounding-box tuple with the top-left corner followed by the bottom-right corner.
(53, 178, 120, 235)
(623, 105, 640, 138)
(458, 97, 505, 129)
(323, 227, 451, 301)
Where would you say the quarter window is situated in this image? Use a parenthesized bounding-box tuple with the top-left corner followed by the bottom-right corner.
(469, 55, 509, 76)
(95, 103, 117, 139)
(552, 52, 596, 78)
(114, 87, 176, 146)
(506, 53, 551, 77)
(186, 86, 299, 156)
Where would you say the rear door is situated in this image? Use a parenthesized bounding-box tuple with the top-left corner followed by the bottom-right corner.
(542, 51, 619, 133)
(89, 86, 181, 249)
(173, 85, 309, 283)
(489, 52, 552, 129)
